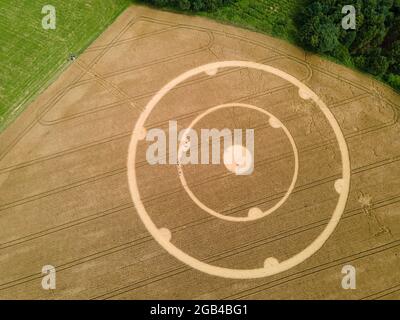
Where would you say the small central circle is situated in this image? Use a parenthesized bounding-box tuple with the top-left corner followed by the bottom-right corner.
(223, 144, 253, 175)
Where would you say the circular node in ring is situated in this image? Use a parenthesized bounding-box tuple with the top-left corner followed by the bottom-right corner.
(264, 257, 279, 268)
(334, 178, 345, 194)
(159, 228, 172, 241)
(205, 68, 218, 76)
(177, 103, 299, 222)
(127, 61, 351, 279)
(299, 88, 311, 100)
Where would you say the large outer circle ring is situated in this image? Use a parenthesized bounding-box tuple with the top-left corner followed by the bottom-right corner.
(127, 61, 351, 279)
(177, 102, 299, 222)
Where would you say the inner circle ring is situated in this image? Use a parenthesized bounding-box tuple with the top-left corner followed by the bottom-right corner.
(127, 61, 351, 279)
(177, 102, 299, 222)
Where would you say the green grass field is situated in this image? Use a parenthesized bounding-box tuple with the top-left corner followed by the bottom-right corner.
(201, 0, 306, 44)
(0, 0, 131, 131)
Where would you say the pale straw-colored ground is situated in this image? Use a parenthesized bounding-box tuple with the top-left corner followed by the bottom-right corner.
(0, 5, 399, 299)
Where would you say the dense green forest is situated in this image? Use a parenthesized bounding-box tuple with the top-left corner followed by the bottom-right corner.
(298, 0, 400, 90)
(139, 0, 400, 91)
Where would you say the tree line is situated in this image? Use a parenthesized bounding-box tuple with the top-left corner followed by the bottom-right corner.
(297, 0, 400, 90)
(139, 0, 400, 91)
